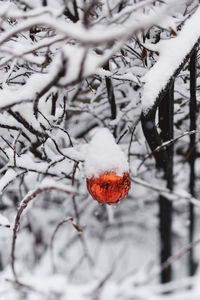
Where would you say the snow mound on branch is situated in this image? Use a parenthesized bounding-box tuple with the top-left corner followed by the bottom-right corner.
(85, 128, 129, 178)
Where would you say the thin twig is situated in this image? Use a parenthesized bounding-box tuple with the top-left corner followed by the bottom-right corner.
(128, 125, 137, 162)
(13, 129, 22, 167)
(137, 130, 200, 171)
(139, 236, 200, 286)
(117, 129, 128, 144)
(0, 146, 9, 159)
(52, 126, 74, 147)
(46, 157, 66, 174)
(1, 136, 18, 154)
(49, 136, 82, 162)
(132, 177, 200, 207)
(33, 55, 67, 118)
(8, 109, 47, 139)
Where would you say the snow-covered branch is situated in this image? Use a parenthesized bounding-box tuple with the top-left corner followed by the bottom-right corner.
(142, 5, 200, 114)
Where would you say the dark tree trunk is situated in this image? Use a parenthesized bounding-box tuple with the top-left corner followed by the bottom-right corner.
(188, 49, 197, 276)
(104, 62, 117, 137)
(158, 80, 174, 283)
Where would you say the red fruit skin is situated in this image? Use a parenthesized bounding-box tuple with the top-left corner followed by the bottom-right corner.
(87, 172, 131, 204)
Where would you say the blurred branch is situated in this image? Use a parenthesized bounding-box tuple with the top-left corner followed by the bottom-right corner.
(11, 184, 78, 281)
(132, 177, 200, 207)
(50, 216, 82, 271)
(137, 130, 200, 172)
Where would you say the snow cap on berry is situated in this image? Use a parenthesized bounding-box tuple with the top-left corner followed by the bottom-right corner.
(85, 128, 129, 178)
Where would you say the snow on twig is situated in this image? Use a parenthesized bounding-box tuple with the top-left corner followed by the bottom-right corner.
(132, 177, 200, 207)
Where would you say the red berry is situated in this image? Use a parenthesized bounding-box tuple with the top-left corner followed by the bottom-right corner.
(87, 172, 131, 204)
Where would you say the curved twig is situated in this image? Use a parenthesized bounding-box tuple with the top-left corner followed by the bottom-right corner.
(50, 216, 82, 271)
(11, 184, 78, 281)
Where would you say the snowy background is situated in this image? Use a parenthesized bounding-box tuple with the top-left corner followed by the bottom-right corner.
(0, 0, 200, 299)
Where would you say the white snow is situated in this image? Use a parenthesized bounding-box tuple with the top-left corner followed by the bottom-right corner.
(0, 214, 10, 227)
(142, 6, 200, 115)
(85, 128, 129, 178)
(0, 168, 18, 194)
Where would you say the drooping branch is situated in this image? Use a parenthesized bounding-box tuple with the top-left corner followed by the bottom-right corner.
(11, 183, 78, 281)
